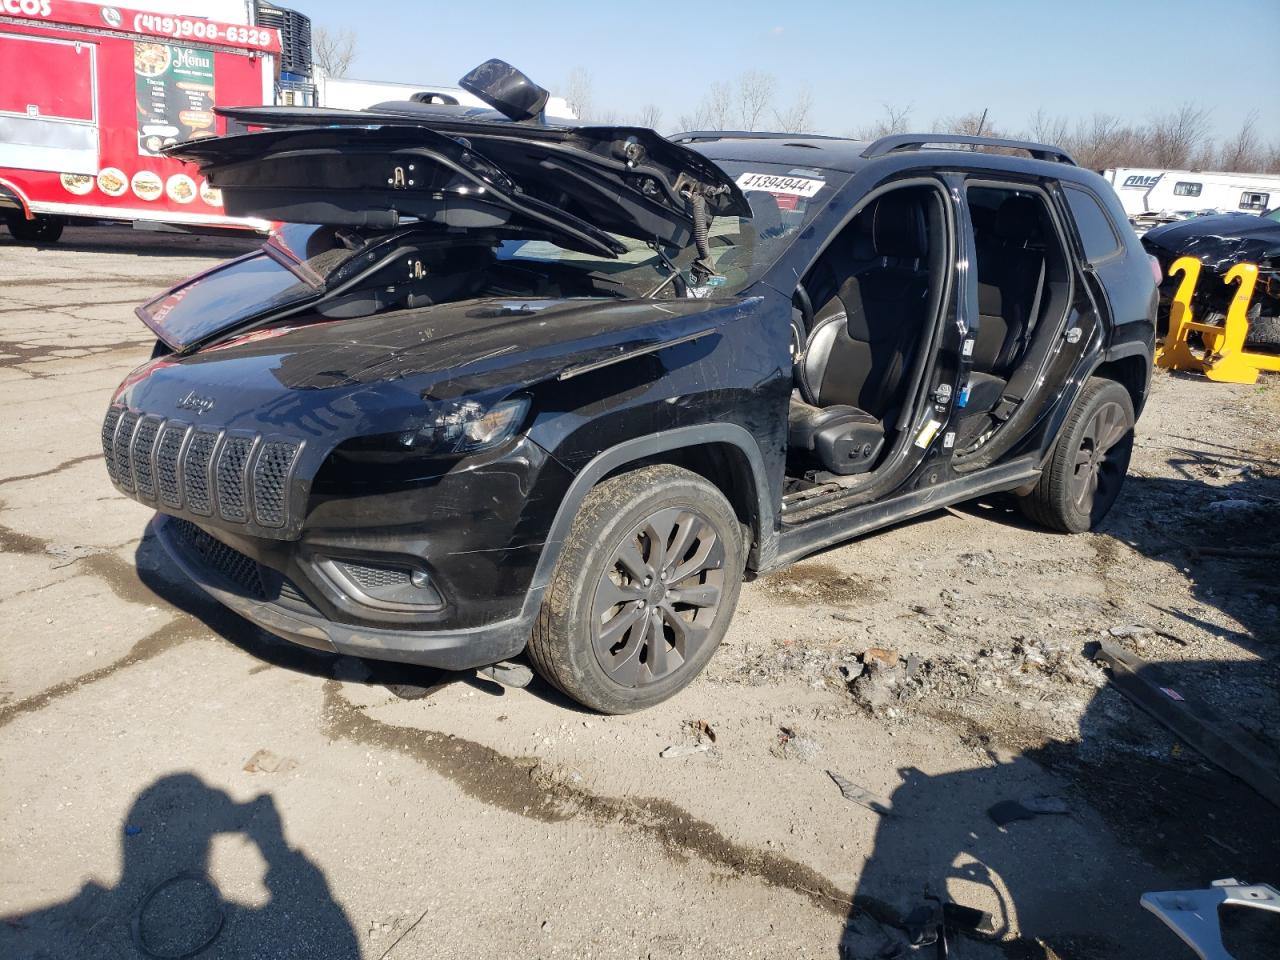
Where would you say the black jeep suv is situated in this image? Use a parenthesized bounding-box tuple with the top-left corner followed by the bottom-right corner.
(102, 61, 1156, 713)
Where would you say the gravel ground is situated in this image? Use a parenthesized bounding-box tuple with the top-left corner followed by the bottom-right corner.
(1, 225, 1277, 959)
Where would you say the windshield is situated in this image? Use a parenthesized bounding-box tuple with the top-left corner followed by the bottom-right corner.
(498, 159, 838, 295)
(141, 161, 840, 348)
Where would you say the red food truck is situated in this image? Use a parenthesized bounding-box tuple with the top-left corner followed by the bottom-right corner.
(0, 0, 282, 241)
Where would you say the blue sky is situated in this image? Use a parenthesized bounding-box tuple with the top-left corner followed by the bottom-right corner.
(297, 0, 1280, 142)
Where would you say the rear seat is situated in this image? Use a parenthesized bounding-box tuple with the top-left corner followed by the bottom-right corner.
(959, 195, 1048, 440)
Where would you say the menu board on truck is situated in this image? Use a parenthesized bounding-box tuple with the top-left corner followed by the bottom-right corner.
(135, 42, 217, 157)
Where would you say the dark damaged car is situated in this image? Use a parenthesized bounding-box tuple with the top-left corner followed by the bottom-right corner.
(1142, 207, 1280, 349)
(102, 61, 1157, 712)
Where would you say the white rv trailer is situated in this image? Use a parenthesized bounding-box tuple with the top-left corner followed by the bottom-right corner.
(314, 74, 576, 121)
(1103, 167, 1280, 219)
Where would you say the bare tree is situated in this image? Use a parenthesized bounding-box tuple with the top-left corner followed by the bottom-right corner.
(1143, 102, 1212, 169)
(676, 104, 713, 133)
(563, 67, 594, 121)
(1188, 139, 1218, 172)
(737, 70, 776, 131)
(1265, 142, 1280, 175)
(937, 110, 993, 137)
(702, 81, 733, 130)
(854, 102, 912, 139)
(1029, 108, 1071, 148)
(772, 88, 814, 133)
(636, 103, 663, 131)
(1219, 110, 1262, 172)
(312, 26, 357, 78)
(1063, 113, 1132, 170)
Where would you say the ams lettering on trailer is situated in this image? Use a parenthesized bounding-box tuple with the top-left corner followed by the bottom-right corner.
(0, 0, 281, 53)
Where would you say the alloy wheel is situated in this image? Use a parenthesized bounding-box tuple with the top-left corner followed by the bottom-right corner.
(590, 507, 726, 687)
(1071, 400, 1131, 521)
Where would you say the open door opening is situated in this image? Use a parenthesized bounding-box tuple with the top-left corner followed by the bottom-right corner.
(953, 185, 1072, 450)
(784, 183, 949, 490)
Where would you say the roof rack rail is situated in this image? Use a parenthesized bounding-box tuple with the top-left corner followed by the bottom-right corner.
(861, 133, 1076, 165)
(669, 130, 840, 144)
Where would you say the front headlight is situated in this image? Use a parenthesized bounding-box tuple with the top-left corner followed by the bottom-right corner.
(401, 396, 530, 455)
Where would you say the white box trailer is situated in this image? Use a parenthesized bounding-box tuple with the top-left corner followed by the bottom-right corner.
(1104, 167, 1280, 219)
(315, 74, 576, 120)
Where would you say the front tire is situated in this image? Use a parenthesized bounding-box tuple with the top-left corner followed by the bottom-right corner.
(1019, 378, 1135, 533)
(528, 464, 744, 713)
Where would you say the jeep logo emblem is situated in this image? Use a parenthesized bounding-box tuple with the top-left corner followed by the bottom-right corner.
(177, 390, 215, 415)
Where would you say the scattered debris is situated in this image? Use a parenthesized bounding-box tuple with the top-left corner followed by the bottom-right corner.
(987, 795, 1070, 827)
(1207, 463, 1249, 479)
(1094, 641, 1280, 809)
(366, 917, 403, 939)
(897, 895, 997, 956)
(243, 749, 298, 774)
(1108, 624, 1155, 639)
(124, 824, 142, 837)
(826, 770, 893, 816)
(131, 872, 224, 959)
(771, 726, 822, 762)
(862, 647, 899, 670)
(44, 543, 106, 568)
(659, 743, 709, 759)
(477, 660, 533, 688)
(685, 719, 716, 743)
(1205, 498, 1262, 513)
(848, 648, 908, 714)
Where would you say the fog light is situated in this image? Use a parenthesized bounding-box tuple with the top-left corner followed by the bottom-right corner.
(322, 558, 444, 612)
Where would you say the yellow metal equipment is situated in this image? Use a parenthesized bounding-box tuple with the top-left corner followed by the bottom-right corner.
(1155, 255, 1280, 384)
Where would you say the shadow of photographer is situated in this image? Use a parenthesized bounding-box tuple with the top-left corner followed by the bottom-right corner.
(2, 773, 359, 959)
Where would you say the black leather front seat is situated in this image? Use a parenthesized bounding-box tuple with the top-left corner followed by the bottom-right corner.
(788, 193, 933, 475)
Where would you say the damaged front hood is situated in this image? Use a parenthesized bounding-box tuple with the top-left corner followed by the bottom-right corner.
(119, 296, 756, 416)
(167, 108, 749, 253)
(1143, 213, 1280, 270)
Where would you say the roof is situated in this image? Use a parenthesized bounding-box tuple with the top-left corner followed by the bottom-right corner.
(677, 134, 873, 174)
(674, 131, 1080, 176)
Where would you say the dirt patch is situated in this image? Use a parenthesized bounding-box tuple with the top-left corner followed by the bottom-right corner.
(318, 681, 886, 924)
(757, 562, 886, 606)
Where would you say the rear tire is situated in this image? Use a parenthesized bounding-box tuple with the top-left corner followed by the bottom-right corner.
(1019, 378, 1135, 533)
(5, 214, 64, 243)
(528, 464, 744, 714)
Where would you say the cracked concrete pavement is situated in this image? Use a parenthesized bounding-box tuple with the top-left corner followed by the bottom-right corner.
(1, 225, 1276, 959)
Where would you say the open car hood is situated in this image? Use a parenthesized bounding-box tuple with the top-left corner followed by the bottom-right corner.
(167, 106, 750, 255)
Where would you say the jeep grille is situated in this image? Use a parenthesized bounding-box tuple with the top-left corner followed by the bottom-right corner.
(102, 405, 302, 532)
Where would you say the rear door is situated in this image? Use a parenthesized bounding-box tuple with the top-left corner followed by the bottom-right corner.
(0, 33, 99, 174)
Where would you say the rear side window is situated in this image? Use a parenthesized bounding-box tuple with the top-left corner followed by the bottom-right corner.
(1240, 191, 1270, 211)
(1063, 186, 1121, 261)
(1173, 181, 1202, 197)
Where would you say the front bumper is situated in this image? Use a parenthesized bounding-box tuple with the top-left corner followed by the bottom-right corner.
(154, 514, 533, 670)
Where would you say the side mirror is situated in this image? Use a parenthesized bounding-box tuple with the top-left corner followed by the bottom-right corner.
(458, 59, 549, 123)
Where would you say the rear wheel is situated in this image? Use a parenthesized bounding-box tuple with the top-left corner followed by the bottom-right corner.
(1019, 378, 1135, 533)
(528, 464, 744, 713)
(5, 214, 64, 243)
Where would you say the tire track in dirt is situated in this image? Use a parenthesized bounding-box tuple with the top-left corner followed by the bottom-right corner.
(319, 681, 908, 930)
(0, 519, 204, 728)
